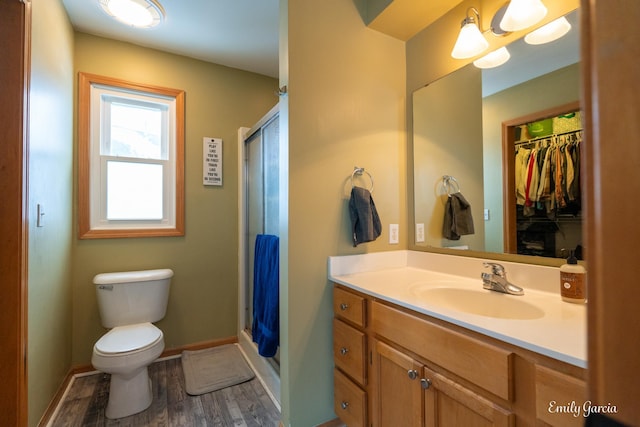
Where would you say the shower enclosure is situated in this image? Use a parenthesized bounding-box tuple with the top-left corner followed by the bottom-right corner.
(237, 104, 280, 407)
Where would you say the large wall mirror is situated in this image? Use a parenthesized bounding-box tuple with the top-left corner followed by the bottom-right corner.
(412, 9, 581, 264)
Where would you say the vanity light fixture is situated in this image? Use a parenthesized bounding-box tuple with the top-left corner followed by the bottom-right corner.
(451, 7, 489, 59)
(499, 0, 547, 32)
(473, 46, 511, 69)
(524, 16, 572, 45)
(99, 0, 165, 28)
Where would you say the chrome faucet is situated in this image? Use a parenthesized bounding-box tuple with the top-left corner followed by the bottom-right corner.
(481, 262, 524, 296)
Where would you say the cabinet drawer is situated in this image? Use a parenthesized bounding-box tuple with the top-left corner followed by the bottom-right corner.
(333, 319, 366, 385)
(535, 365, 586, 427)
(372, 301, 513, 400)
(334, 369, 366, 427)
(333, 286, 366, 327)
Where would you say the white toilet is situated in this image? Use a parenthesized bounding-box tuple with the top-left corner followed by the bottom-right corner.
(91, 269, 173, 419)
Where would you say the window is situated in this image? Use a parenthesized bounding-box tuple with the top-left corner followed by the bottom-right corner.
(78, 73, 185, 238)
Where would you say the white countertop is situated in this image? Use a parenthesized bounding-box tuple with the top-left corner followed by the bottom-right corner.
(328, 250, 587, 368)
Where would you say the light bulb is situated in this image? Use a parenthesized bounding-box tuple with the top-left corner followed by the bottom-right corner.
(473, 47, 511, 69)
(451, 21, 489, 59)
(99, 0, 164, 28)
(500, 0, 548, 32)
(525, 17, 572, 45)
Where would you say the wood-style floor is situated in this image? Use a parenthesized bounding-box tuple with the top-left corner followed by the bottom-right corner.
(49, 357, 281, 427)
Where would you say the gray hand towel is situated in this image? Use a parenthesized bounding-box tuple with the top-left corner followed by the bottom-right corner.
(443, 192, 475, 240)
(349, 186, 382, 247)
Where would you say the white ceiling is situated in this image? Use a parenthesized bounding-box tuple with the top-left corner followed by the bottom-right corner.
(61, 0, 280, 78)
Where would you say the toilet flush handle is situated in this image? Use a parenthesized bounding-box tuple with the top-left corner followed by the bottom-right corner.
(98, 285, 113, 291)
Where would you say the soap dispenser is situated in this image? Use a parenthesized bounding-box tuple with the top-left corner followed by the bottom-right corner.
(560, 250, 586, 303)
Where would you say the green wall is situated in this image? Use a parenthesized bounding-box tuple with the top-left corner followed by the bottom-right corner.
(27, 0, 74, 425)
(413, 64, 485, 250)
(71, 34, 278, 364)
(282, 1, 407, 425)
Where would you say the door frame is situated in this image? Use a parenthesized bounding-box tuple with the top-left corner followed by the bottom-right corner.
(0, 0, 30, 425)
(582, 0, 640, 423)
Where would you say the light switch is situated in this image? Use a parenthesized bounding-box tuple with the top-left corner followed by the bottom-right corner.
(37, 204, 45, 227)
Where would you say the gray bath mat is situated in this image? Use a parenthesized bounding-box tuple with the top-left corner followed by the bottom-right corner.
(181, 344, 255, 395)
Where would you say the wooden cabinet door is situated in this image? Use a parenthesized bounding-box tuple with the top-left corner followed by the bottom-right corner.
(423, 366, 514, 427)
(372, 339, 423, 427)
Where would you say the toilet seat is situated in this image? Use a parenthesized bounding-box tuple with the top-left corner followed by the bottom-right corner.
(95, 322, 162, 355)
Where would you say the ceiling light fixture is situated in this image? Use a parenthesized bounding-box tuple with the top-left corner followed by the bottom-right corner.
(499, 0, 547, 32)
(473, 47, 511, 69)
(489, 4, 509, 36)
(451, 8, 489, 59)
(99, 0, 165, 28)
(524, 16, 572, 45)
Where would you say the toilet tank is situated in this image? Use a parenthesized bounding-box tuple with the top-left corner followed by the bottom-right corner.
(94, 269, 173, 328)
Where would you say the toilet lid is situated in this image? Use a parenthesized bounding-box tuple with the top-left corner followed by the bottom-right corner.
(95, 322, 162, 354)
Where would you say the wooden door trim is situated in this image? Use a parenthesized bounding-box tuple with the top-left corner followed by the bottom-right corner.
(501, 101, 581, 254)
(582, 0, 640, 424)
(0, 0, 31, 425)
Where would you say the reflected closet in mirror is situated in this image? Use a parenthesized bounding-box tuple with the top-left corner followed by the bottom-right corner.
(502, 102, 583, 259)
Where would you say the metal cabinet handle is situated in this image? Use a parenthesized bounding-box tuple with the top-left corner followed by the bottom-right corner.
(421, 378, 432, 389)
(340, 303, 349, 311)
(407, 369, 418, 380)
(340, 347, 349, 355)
(341, 401, 349, 410)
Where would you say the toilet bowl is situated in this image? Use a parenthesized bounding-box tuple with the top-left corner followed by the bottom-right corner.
(91, 269, 172, 419)
(92, 323, 165, 419)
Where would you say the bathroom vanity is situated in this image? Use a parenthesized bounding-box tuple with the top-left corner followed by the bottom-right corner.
(329, 251, 587, 427)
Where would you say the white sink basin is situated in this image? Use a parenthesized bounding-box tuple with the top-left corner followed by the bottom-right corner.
(408, 282, 545, 320)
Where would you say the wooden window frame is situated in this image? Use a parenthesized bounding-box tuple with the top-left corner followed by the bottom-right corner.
(78, 72, 185, 239)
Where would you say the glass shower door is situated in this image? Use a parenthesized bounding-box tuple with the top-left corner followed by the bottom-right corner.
(244, 112, 279, 362)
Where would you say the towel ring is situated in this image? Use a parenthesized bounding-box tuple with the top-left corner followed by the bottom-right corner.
(443, 175, 460, 196)
(351, 166, 374, 193)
